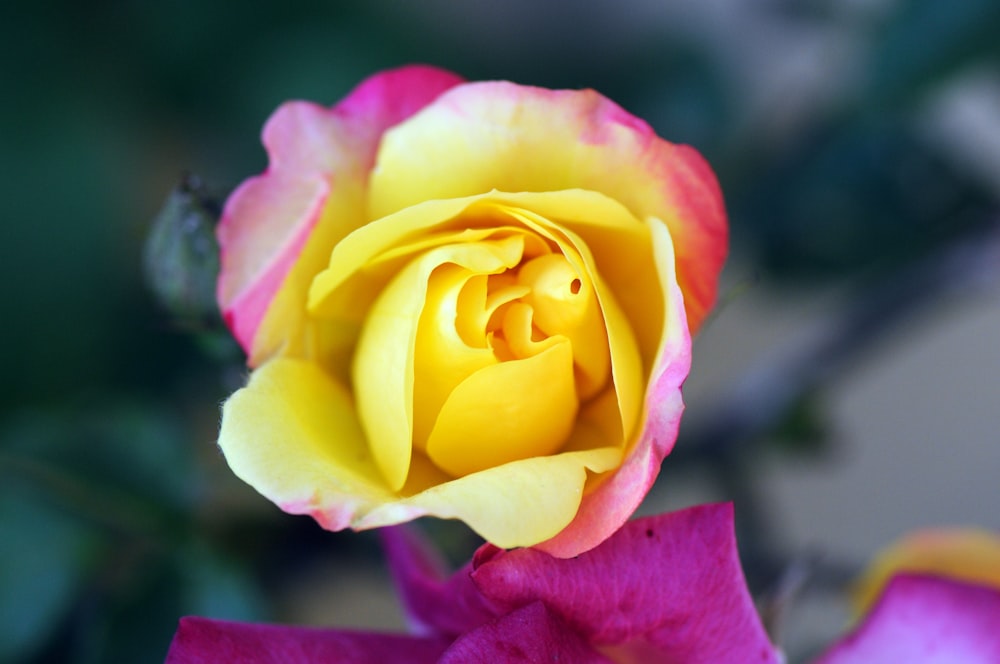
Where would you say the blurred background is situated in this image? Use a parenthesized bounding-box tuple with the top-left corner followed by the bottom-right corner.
(2, 1, 999, 662)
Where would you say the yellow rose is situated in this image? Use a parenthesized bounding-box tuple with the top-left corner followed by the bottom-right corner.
(216, 65, 727, 556)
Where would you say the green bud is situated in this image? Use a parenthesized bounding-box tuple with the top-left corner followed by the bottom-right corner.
(144, 175, 224, 323)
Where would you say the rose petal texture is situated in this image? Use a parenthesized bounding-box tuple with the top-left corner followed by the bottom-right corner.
(166, 616, 449, 664)
(816, 575, 1000, 664)
(217, 65, 725, 554)
(165, 504, 777, 663)
(382, 503, 781, 663)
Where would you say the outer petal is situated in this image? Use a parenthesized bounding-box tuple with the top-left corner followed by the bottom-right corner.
(219, 353, 621, 548)
(852, 528, 1000, 616)
(471, 503, 781, 663)
(218, 358, 395, 530)
(358, 446, 622, 549)
(368, 81, 727, 332)
(165, 617, 447, 664)
(217, 65, 464, 362)
(536, 217, 690, 557)
(816, 575, 1000, 664)
(438, 602, 613, 664)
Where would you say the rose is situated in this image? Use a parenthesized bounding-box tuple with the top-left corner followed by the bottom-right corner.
(215, 65, 727, 555)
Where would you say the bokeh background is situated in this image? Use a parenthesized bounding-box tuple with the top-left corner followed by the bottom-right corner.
(3, 1, 999, 662)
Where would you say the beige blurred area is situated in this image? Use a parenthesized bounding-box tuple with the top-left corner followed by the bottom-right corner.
(678, 266, 1000, 654)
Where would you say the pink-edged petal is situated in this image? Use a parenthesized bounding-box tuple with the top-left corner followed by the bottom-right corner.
(536, 218, 690, 557)
(815, 574, 1000, 664)
(471, 503, 781, 663)
(219, 172, 329, 353)
(438, 601, 613, 664)
(165, 616, 448, 664)
(380, 526, 497, 638)
(369, 80, 727, 333)
(218, 65, 464, 360)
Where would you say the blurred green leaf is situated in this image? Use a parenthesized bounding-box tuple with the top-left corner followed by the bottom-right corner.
(0, 483, 102, 663)
(178, 542, 268, 622)
(866, 0, 1000, 107)
(0, 405, 204, 564)
(768, 393, 831, 456)
(738, 121, 993, 278)
(77, 541, 268, 664)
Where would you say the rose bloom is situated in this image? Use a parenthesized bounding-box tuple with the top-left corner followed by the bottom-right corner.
(216, 65, 726, 555)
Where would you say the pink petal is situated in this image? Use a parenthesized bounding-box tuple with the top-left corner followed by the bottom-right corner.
(471, 503, 781, 663)
(815, 574, 1000, 664)
(218, 172, 328, 353)
(165, 616, 448, 664)
(438, 601, 613, 664)
(217, 65, 464, 357)
(380, 526, 497, 638)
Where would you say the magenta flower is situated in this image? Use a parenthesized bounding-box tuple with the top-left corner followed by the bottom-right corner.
(166, 503, 780, 663)
(166, 504, 1000, 662)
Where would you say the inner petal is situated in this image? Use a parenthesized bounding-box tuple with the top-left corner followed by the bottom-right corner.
(426, 339, 578, 477)
(516, 253, 611, 400)
(352, 234, 526, 491)
(412, 265, 498, 451)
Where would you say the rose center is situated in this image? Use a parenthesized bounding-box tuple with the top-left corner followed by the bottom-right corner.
(409, 241, 611, 478)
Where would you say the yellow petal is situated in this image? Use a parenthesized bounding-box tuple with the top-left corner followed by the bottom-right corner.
(366, 82, 727, 332)
(426, 339, 578, 477)
(501, 205, 646, 446)
(218, 358, 393, 528)
(359, 446, 621, 548)
(352, 235, 526, 490)
(412, 266, 497, 450)
(516, 252, 610, 399)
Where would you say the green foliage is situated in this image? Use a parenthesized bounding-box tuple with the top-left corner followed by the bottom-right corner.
(0, 483, 102, 663)
(0, 407, 268, 663)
